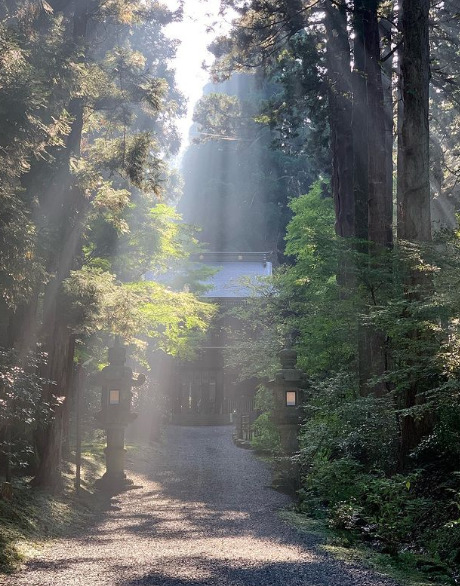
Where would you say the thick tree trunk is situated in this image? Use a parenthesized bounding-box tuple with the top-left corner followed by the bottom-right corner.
(32, 320, 73, 490)
(33, 161, 88, 490)
(353, 0, 392, 397)
(325, 0, 354, 240)
(380, 15, 394, 219)
(367, 12, 392, 248)
(397, 0, 431, 459)
(32, 1, 92, 490)
(397, 0, 431, 243)
(352, 0, 370, 245)
(366, 4, 393, 397)
(353, 0, 371, 395)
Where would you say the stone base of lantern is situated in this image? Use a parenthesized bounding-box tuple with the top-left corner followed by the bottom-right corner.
(95, 470, 133, 492)
(95, 424, 134, 492)
(272, 422, 300, 496)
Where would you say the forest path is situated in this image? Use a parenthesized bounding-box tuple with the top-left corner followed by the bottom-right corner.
(1, 426, 399, 586)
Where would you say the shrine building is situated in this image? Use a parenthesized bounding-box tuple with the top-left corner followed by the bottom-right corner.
(148, 251, 273, 426)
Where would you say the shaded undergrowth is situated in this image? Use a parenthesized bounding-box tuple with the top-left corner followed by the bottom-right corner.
(280, 508, 455, 586)
(0, 443, 107, 574)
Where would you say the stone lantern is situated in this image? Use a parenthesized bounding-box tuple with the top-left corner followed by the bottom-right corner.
(266, 345, 307, 493)
(93, 339, 145, 489)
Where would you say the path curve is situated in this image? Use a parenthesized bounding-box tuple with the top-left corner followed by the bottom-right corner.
(1, 426, 399, 586)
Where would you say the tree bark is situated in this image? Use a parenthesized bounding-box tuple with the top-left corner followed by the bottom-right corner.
(353, 0, 392, 397)
(353, 0, 393, 242)
(396, 0, 431, 459)
(352, 0, 370, 245)
(32, 1, 93, 490)
(367, 11, 392, 248)
(380, 15, 394, 223)
(397, 0, 431, 243)
(325, 0, 354, 240)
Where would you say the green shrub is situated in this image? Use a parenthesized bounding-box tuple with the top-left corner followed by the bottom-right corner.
(303, 456, 367, 507)
(251, 413, 280, 453)
(250, 386, 280, 453)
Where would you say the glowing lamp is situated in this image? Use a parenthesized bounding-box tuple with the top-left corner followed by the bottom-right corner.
(109, 390, 120, 405)
(285, 390, 297, 407)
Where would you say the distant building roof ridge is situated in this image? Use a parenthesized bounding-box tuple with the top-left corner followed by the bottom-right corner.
(144, 251, 273, 299)
(194, 253, 273, 298)
(191, 251, 273, 263)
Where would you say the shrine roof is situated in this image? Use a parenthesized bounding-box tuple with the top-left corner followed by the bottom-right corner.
(198, 255, 272, 298)
(143, 252, 273, 299)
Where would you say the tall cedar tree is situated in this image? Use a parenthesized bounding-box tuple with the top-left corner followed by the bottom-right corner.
(212, 0, 393, 394)
(397, 0, 432, 457)
(32, 0, 94, 490)
(352, 0, 392, 396)
(0, 0, 183, 489)
(325, 0, 354, 239)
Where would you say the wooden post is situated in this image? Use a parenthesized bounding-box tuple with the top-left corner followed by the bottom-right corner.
(75, 363, 84, 494)
(5, 425, 11, 484)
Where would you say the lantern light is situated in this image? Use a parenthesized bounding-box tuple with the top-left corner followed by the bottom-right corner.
(109, 390, 120, 405)
(286, 390, 297, 407)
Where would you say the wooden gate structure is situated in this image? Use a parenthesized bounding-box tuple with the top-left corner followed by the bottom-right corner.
(146, 252, 272, 427)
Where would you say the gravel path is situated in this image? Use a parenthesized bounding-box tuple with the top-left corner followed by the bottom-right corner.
(1, 426, 399, 586)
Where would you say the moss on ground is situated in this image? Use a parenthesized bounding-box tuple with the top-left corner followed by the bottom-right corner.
(0, 441, 161, 575)
(0, 443, 107, 574)
(280, 509, 454, 586)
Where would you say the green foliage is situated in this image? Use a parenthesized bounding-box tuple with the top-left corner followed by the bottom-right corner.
(223, 287, 283, 382)
(297, 374, 431, 555)
(0, 350, 54, 472)
(251, 412, 280, 453)
(0, 0, 186, 318)
(0, 0, 209, 492)
(250, 386, 280, 453)
(285, 181, 335, 259)
(210, 4, 329, 179)
(202, 2, 460, 582)
(221, 178, 460, 577)
(300, 375, 399, 474)
(280, 181, 357, 374)
(127, 281, 216, 359)
(64, 268, 216, 359)
(0, 446, 107, 574)
(114, 203, 194, 279)
(88, 132, 163, 193)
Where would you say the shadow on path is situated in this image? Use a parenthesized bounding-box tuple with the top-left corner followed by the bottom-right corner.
(1, 426, 398, 586)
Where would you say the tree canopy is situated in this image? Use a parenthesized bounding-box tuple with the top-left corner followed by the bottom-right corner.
(0, 0, 214, 489)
